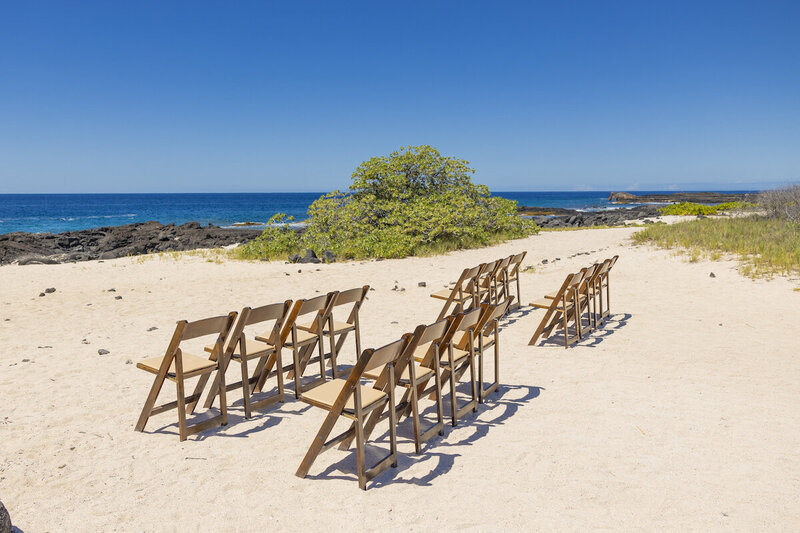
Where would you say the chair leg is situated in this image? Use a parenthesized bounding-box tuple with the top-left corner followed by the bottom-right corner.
(176, 378, 188, 442)
(296, 408, 341, 479)
(477, 337, 484, 404)
(217, 361, 228, 426)
(328, 330, 338, 379)
(355, 416, 367, 490)
(387, 384, 398, 468)
(449, 364, 458, 426)
(134, 371, 167, 432)
(433, 363, 445, 435)
(468, 345, 478, 413)
(410, 381, 422, 454)
(240, 357, 252, 419)
(292, 345, 302, 398)
(274, 348, 285, 402)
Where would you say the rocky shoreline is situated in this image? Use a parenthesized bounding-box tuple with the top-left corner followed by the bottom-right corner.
(519, 205, 663, 229)
(517, 190, 755, 229)
(0, 221, 262, 265)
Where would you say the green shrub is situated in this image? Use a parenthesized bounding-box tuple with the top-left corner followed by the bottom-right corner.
(658, 201, 755, 216)
(235, 213, 301, 260)
(299, 145, 539, 259)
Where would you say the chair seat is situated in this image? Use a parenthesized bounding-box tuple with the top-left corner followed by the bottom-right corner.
(531, 297, 573, 310)
(298, 320, 355, 335)
(413, 342, 469, 365)
(137, 352, 216, 378)
(545, 293, 588, 300)
(363, 361, 434, 383)
(430, 289, 470, 301)
(204, 338, 275, 360)
(284, 328, 320, 347)
(300, 378, 387, 414)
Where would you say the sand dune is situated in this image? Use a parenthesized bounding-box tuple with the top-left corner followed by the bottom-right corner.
(1, 227, 798, 531)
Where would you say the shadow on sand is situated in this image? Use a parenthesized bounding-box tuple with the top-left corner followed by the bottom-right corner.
(308, 382, 543, 487)
(537, 312, 631, 348)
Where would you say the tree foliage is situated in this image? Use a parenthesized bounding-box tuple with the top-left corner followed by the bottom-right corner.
(243, 145, 539, 260)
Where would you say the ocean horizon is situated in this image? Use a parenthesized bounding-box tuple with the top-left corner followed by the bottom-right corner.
(0, 190, 759, 235)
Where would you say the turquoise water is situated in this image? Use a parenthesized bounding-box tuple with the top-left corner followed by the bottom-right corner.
(0, 191, 757, 234)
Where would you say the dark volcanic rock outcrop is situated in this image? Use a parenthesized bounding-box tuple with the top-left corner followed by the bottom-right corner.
(519, 205, 663, 229)
(608, 191, 755, 203)
(0, 221, 262, 265)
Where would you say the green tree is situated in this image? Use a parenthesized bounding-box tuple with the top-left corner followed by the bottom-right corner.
(301, 145, 538, 258)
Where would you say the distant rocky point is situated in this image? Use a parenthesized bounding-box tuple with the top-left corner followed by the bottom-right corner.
(607, 191, 755, 203)
(0, 221, 262, 265)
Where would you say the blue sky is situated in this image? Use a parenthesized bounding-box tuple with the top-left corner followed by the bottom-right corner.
(1, 1, 798, 193)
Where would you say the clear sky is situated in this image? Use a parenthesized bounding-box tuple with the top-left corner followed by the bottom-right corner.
(1, 1, 798, 193)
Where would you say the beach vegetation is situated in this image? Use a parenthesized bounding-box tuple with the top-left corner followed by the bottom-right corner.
(238, 146, 539, 260)
(633, 188, 800, 277)
(658, 201, 756, 216)
(235, 213, 302, 260)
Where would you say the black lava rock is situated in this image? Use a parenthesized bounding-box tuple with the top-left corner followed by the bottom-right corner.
(0, 500, 10, 533)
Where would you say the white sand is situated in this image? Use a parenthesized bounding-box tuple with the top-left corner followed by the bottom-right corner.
(1, 227, 799, 531)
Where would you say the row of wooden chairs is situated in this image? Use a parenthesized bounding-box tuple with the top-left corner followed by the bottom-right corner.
(528, 255, 619, 348)
(133, 288, 513, 489)
(134, 287, 369, 441)
(295, 297, 514, 489)
(430, 251, 527, 320)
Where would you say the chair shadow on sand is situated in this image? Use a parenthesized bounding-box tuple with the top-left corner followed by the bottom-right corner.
(537, 312, 632, 348)
(308, 382, 543, 487)
(147, 374, 322, 440)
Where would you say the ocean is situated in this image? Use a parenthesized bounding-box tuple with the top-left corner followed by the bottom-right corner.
(0, 191, 756, 235)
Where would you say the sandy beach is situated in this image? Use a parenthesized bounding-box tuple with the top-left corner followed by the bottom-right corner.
(1, 226, 799, 531)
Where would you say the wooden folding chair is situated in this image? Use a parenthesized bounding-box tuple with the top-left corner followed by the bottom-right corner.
(299, 286, 368, 379)
(474, 259, 500, 305)
(430, 264, 484, 320)
(547, 264, 599, 335)
(489, 256, 511, 304)
(592, 259, 611, 325)
(295, 336, 413, 490)
(202, 301, 291, 419)
(599, 255, 619, 319)
(500, 251, 526, 310)
(357, 318, 451, 454)
(528, 271, 585, 348)
(134, 312, 237, 441)
(271, 293, 337, 398)
(435, 307, 482, 426)
(475, 297, 513, 402)
(578, 263, 602, 332)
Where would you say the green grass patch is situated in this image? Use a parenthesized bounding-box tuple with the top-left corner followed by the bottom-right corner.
(658, 201, 756, 216)
(632, 216, 800, 277)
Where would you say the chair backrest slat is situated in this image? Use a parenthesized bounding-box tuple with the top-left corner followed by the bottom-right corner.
(332, 285, 369, 324)
(247, 300, 291, 326)
(508, 251, 526, 276)
(416, 317, 451, 347)
(482, 298, 513, 334)
(236, 300, 292, 348)
(334, 285, 369, 306)
(364, 337, 409, 373)
(182, 313, 237, 341)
